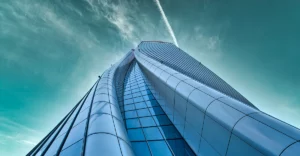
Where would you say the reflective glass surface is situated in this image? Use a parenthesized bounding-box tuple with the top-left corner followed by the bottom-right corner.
(122, 61, 195, 156)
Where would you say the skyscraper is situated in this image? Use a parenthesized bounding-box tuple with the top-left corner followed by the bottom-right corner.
(27, 41, 300, 156)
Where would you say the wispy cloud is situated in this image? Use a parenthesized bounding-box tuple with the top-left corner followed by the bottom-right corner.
(154, 0, 179, 47)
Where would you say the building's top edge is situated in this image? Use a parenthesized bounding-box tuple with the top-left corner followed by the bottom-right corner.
(139, 40, 174, 45)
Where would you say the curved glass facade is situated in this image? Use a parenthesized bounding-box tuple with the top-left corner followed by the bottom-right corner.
(28, 41, 300, 156)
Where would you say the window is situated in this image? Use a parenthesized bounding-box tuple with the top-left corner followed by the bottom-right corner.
(140, 117, 156, 127)
(137, 109, 151, 117)
(148, 140, 173, 156)
(127, 129, 145, 141)
(126, 118, 141, 129)
(143, 127, 163, 140)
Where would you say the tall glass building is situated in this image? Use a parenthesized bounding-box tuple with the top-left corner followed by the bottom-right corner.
(27, 41, 300, 156)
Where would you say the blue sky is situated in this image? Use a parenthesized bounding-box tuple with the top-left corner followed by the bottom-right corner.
(0, 0, 299, 155)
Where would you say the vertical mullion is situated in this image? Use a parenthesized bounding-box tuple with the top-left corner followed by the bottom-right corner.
(55, 80, 99, 156)
(31, 95, 84, 156)
(81, 78, 101, 156)
(40, 90, 90, 156)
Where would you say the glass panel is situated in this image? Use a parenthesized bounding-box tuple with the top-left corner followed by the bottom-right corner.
(131, 142, 151, 156)
(133, 97, 144, 103)
(124, 99, 134, 105)
(124, 104, 135, 111)
(132, 92, 142, 98)
(159, 125, 181, 139)
(60, 140, 83, 156)
(127, 129, 145, 141)
(167, 139, 195, 156)
(143, 127, 163, 140)
(85, 134, 122, 156)
(146, 100, 159, 107)
(137, 109, 151, 117)
(148, 107, 164, 115)
(126, 119, 141, 129)
(63, 120, 86, 149)
(125, 110, 138, 119)
(148, 140, 172, 156)
(140, 117, 156, 127)
(135, 102, 147, 109)
(153, 115, 171, 126)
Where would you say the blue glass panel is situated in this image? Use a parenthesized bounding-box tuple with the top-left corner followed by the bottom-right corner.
(131, 142, 151, 156)
(135, 102, 147, 109)
(140, 117, 156, 127)
(126, 119, 141, 129)
(60, 140, 83, 156)
(141, 90, 151, 95)
(124, 94, 132, 100)
(148, 140, 172, 156)
(124, 91, 131, 95)
(143, 94, 155, 100)
(146, 100, 159, 107)
(159, 125, 181, 139)
(132, 88, 140, 93)
(167, 139, 195, 156)
(124, 110, 138, 119)
(149, 107, 164, 115)
(85, 134, 122, 156)
(143, 127, 163, 140)
(124, 104, 135, 111)
(137, 109, 151, 117)
(124, 99, 134, 105)
(132, 92, 142, 98)
(127, 129, 145, 141)
(63, 119, 86, 149)
(133, 97, 144, 103)
(139, 86, 148, 91)
(45, 133, 66, 156)
(153, 115, 172, 126)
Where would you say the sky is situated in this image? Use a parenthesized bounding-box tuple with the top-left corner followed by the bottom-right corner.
(0, 0, 300, 155)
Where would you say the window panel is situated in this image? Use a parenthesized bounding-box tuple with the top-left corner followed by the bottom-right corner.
(135, 102, 147, 109)
(60, 140, 83, 156)
(124, 99, 134, 105)
(133, 97, 144, 103)
(126, 119, 141, 129)
(143, 127, 163, 140)
(137, 109, 151, 117)
(143, 94, 155, 101)
(140, 117, 156, 127)
(124, 104, 135, 111)
(153, 115, 171, 126)
(127, 129, 145, 141)
(125, 110, 138, 119)
(132, 92, 142, 98)
(167, 139, 195, 156)
(63, 119, 86, 149)
(148, 140, 173, 156)
(146, 100, 159, 107)
(159, 125, 181, 139)
(149, 107, 165, 115)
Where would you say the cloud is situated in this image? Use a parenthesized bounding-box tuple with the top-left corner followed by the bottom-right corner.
(154, 0, 178, 47)
(0, 117, 41, 135)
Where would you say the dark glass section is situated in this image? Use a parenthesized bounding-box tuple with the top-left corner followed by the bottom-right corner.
(122, 61, 196, 156)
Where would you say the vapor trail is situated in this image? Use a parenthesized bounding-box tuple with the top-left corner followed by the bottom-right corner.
(154, 0, 179, 47)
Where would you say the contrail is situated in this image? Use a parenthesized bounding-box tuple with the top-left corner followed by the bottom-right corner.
(154, 0, 179, 47)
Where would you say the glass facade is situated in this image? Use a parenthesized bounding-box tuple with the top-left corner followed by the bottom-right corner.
(28, 41, 300, 156)
(121, 61, 195, 156)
